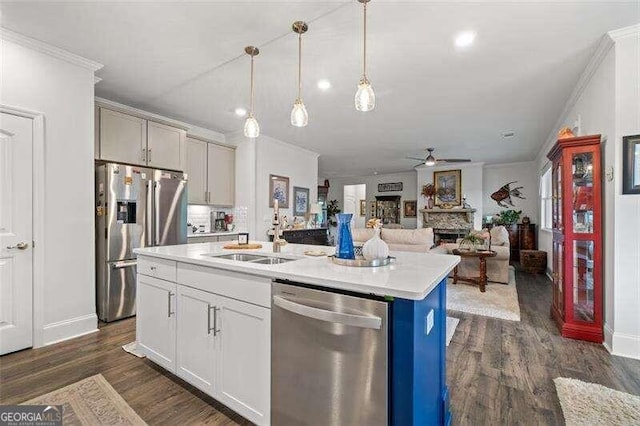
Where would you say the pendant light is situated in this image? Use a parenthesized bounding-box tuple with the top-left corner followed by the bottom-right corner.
(355, 0, 375, 112)
(244, 46, 260, 138)
(291, 21, 309, 127)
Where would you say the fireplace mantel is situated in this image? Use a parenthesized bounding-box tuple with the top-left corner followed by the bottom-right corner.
(420, 208, 476, 227)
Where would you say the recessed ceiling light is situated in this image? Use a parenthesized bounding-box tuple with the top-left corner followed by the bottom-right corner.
(317, 79, 331, 91)
(454, 31, 476, 48)
(234, 107, 247, 117)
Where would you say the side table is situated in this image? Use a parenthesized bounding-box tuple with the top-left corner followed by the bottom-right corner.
(451, 249, 498, 292)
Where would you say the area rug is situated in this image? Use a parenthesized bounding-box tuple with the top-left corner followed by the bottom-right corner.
(447, 267, 520, 321)
(554, 377, 640, 425)
(24, 374, 146, 425)
(122, 341, 146, 358)
(446, 316, 460, 346)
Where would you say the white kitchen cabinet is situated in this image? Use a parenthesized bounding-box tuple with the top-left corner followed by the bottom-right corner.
(207, 144, 235, 207)
(148, 121, 186, 171)
(186, 138, 208, 204)
(216, 296, 270, 424)
(99, 108, 147, 166)
(136, 275, 177, 372)
(176, 285, 217, 395)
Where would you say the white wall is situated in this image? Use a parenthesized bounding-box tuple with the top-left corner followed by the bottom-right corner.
(612, 29, 640, 359)
(533, 25, 640, 359)
(234, 133, 319, 239)
(343, 184, 367, 228)
(324, 171, 418, 229)
(482, 162, 538, 222)
(1, 33, 101, 345)
(416, 163, 484, 229)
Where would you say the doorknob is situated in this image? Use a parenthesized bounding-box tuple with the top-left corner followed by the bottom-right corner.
(6, 242, 29, 250)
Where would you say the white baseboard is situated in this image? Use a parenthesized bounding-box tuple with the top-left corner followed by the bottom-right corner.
(42, 313, 98, 347)
(603, 323, 614, 353)
(610, 331, 640, 360)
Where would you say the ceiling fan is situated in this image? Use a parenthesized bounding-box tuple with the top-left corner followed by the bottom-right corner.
(407, 148, 472, 167)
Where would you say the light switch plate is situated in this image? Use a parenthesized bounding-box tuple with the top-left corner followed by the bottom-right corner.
(425, 309, 434, 335)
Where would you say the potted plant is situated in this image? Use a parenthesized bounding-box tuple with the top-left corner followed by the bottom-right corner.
(494, 209, 522, 225)
(459, 230, 490, 252)
(326, 199, 341, 227)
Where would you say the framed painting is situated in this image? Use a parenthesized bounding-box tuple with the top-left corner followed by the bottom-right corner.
(433, 169, 462, 206)
(403, 200, 417, 217)
(269, 174, 290, 208)
(623, 134, 640, 194)
(293, 186, 310, 216)
(359, 199, 366, 216)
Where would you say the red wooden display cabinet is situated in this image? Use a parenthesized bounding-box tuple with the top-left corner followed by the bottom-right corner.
(547, 135, 603, 343)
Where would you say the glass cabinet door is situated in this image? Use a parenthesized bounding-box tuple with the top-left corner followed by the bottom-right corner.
(573, 240, 595, 322)
(553, 240, 564, 315)
(571, 152, 594, 233)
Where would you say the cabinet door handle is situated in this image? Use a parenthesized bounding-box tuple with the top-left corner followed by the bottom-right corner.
(167, 291, 175, 317)
(141, 148, 146, 162)
(148, 148, 152, 163)
(207, 304, 215, 335)
(213, 306, 220, 336)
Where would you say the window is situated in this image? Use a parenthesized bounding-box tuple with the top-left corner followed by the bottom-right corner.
(540, 167, 553, 230)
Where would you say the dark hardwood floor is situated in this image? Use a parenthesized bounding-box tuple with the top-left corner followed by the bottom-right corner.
(1, 268, 639, 425)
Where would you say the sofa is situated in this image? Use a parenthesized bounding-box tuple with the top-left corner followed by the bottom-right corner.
(351, 227, 447, 254)
(441, 226, 511, 284)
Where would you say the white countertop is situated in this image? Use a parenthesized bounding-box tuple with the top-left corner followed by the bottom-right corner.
(135, 241, 460, 300)
(187, 231, 239, 238)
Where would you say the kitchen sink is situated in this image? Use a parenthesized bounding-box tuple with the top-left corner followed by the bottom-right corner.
(252, 257, 295, 265)
(204, 253, 299, 264)
(207, 253, 268, 262)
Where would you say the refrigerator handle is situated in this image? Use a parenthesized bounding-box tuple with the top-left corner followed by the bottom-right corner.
(154, 181, 161, 246)
(146, 181, 154, 247)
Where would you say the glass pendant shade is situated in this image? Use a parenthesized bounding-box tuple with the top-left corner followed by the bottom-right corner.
(244, 114, 260, 138)
(291, 99, 308, 127)
(425, 155, 436, 166)
(355, 78, 375, 112)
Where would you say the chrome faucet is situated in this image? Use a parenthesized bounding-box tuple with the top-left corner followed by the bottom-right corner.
(272, 201, 287, 253)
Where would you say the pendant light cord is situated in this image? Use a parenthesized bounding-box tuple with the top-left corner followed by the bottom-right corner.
(250, 54, 255, 114)
(363, 1, 367, 79)
(298, 31, 303, 100)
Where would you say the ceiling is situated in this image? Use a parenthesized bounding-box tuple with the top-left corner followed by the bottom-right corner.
(2, 1, 638, 177)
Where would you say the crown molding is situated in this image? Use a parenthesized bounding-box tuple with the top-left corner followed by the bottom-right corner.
(94, 75, 102, 85)
(483, 160, 535, 169)
(535, 33, 615, 165)
(608, 23, 640, 41)
(0, 27, 103, 72)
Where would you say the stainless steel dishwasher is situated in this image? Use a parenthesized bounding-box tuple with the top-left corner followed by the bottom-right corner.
(271, 281, 388, 425)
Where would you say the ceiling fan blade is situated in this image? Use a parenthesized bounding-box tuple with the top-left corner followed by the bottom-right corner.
(437, 159, 472, 163)
(413, 162, 425, 168)
(406, 156, 426, 161)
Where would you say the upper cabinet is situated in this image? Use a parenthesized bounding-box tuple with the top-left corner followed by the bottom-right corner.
(148, 121, 186, 171)
(99, 108, 147, 166)
(208, 144, 235, 207)
(96, 106, 186, 171)
(186, 137, 235, 207)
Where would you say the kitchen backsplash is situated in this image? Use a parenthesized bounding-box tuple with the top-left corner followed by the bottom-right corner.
(187, 205, 247, 233)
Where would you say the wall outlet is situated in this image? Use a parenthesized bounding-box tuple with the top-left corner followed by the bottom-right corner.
(425, 309, 435, 335)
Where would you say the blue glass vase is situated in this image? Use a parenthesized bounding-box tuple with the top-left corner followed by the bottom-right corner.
(335, 213, 355, 259)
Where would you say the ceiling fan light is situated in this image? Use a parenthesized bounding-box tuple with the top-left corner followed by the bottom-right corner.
(355, 78, 375, 112)
(425, 154, 436, 166)
(244, 114, 260, 138)
(291, 99, 308, 127)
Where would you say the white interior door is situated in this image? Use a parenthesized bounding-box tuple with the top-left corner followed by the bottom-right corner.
(0, 113, 33, 355)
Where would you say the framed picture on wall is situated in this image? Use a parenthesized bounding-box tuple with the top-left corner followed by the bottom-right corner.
(623, 134, 640, 194)
(403, 200, 417, 217)
(293, 186, 310, 216)
(359, 199, 366, 216)
(433, 169, 462, 206)
(269, 174, 290, 208)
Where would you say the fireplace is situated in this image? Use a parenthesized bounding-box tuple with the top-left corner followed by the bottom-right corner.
(420, 208, 476, 244)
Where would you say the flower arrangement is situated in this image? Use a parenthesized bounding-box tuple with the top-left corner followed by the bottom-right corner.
(326, 199, 341, 227)
(366, 218, 382, 229)
(421, 184, 435, 198)
(459, 230, 490, 252)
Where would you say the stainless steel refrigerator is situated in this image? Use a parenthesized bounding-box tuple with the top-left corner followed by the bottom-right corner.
(95, 163, 187, 322)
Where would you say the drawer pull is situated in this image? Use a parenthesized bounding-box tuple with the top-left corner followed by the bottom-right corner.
(167, 291, 175, 317)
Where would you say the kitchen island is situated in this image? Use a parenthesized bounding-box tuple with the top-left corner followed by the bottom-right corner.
(134, 242, 459, 425)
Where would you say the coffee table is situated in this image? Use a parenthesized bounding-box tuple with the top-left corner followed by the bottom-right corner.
(451, 249, 498, 292)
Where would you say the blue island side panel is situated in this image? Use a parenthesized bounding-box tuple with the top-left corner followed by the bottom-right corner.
(391, 277, 450, 426)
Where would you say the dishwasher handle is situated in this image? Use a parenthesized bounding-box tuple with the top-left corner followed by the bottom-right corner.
(273, 295, 382, 330)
